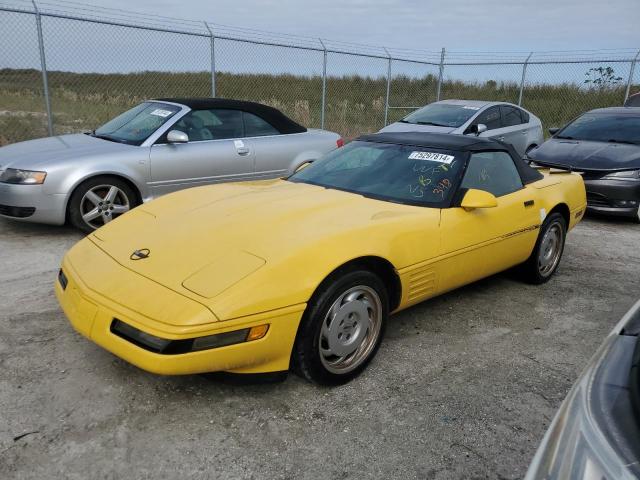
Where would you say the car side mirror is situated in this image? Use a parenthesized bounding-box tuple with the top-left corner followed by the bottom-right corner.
(461, 189, 498, 211)
(466, 123, 488, 136)
(548, 127, 560, 136)
(167, 130, 189, 144)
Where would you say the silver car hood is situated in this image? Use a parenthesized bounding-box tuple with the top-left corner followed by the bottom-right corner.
(0, 133, 137, 170)
(378, 122, 457, 134)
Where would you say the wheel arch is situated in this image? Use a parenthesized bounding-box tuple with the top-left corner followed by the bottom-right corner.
(314, 255, 402, 312)
(64, 172, 143, 221)
(548, 202, 570, 227)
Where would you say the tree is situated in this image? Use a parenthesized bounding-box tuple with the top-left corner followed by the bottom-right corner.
(584, 66, 623, 89)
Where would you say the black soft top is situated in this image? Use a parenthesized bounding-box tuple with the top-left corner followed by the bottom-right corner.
(357, 132, 543, 184)
(154, 97, 307, 134)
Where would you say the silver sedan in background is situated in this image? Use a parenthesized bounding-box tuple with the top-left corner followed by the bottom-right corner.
(380, 99, 544, 157)
(0, 98, 342, 232)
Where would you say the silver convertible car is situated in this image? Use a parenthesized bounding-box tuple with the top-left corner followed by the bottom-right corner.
(380, 99, 544, 157)
(0, 98, 342, 232)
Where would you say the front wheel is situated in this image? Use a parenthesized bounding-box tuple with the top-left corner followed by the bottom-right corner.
(292, 269, 388, 385)
(519, 212, 567, 284)
(68, 176, 139, 233)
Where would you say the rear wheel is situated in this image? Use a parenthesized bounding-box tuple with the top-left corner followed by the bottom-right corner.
(292, 269, 388, 385)
(519, 212, 567, 284)
(68, 176, 138, 233)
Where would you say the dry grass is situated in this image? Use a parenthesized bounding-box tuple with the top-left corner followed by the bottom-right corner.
(0, 68, 634, 145)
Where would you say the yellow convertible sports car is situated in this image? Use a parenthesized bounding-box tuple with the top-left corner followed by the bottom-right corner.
(56, 132, 586, 385)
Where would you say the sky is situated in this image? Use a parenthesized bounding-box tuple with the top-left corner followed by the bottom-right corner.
(85, 0, 639, 53)
(1, 0, 639, 84)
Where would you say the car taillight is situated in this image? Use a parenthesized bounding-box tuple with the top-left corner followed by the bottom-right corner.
(336, 138, 344, 148)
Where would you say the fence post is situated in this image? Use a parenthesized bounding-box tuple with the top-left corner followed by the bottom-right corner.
(319, 38, 327, 129)
(436, 47, 445, 101)
(383, 47, 392, 126)
(204, 22, 216, 97)
(624, 49, 640, 104)
(518, 52, 533, 106)
(31, 0, 53, 136)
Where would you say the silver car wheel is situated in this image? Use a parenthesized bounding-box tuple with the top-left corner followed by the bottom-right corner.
(538, 221, 564, 277)
(319, 285, 383, 375)
(80, 184, 130, 229)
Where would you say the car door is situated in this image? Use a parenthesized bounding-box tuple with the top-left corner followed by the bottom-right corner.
(148, 108, 255, 196)
(240, 111, 292, 179)
(499, 105, 528, 156)
(438, 150, 540, 292)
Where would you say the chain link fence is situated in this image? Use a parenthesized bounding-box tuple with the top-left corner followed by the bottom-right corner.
(0, 0, 639, 146)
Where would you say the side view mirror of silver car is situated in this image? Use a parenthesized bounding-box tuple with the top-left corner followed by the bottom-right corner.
(167, 130, 189, 144)
(466, 123, 487, 136)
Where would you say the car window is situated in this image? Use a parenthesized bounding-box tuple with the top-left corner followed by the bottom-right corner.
(473, 106, 502, 130)
(290, 141, 466, 207)
(401, 103, 480, 128)
(172, 109, 243, 141)
(625, 93, 640, 107)
(243, 112, 280, 137)
(501, 106, 524, 127)
(556, 113, 640, 144)
(460, 151, 523, 197)
(95, 102, 181, 145)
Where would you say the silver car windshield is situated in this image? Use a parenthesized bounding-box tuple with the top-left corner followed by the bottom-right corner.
(400, 103, 479, 128)
(94, 102, 181, 146)
(289, 141, 465, 207)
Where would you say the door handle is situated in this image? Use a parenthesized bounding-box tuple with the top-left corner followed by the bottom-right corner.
(236, 147, 250, 155)
(524, 200, 535, 207)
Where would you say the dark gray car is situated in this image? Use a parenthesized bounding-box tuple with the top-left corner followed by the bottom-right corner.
(0, 98, 342, 232)
(528, 107, 640, 222)
(525, 299, 640, 479)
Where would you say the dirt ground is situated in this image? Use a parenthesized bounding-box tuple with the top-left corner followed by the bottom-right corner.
(1, 214, 638, 480)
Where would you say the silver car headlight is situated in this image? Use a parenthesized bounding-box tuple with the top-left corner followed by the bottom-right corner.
(602, 169, 640, 180)
(0, 168, 47, 185)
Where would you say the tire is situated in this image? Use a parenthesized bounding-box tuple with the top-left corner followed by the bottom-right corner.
(68, 176, 139, 233)
(634, 205, 640, 224)
(292, 269, 389, 386)
(519, 212, 567, 284)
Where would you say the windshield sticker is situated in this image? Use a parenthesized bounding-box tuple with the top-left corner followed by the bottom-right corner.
(150, 109, 174, 118)
(463, 106, 481, 110)
(408, 151, 455, 164)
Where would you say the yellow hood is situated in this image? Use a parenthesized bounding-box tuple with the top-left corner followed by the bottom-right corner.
(90, 179, 439, 320)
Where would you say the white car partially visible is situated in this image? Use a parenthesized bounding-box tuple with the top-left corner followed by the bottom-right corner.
(380, 99, 544, 157)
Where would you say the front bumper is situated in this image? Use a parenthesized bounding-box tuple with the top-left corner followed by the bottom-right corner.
(0, 183, 67, 225)
(55, 254, 304, 376)
(584, 178, 640, 219)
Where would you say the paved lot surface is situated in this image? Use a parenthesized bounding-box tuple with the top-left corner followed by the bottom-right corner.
(1, 214, 639, 480)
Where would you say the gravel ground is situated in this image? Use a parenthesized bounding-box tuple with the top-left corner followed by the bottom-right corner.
(0, 214, 638, 480)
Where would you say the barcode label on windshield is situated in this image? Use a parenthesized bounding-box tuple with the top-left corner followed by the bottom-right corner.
(150, 109, 173, 117)
(408, 151, 455, 164)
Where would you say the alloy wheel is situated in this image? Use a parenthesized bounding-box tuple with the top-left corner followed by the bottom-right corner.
(319, 285, 383, 374)
(538, 221, 564, 277)
(80, 184, 130, 230)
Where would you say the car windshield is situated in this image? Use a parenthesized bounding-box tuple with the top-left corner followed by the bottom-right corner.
(289, 141, 466, 206)
(401, 103, 480, 128)
(94, 102, 181, 145)
(556, 113, 640, 144)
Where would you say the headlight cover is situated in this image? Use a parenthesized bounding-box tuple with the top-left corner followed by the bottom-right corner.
(602, 169, 640, 180)
(0, 168, 47, 185)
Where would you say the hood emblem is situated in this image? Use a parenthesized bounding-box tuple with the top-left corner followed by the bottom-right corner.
(130, 249, 150, 260)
